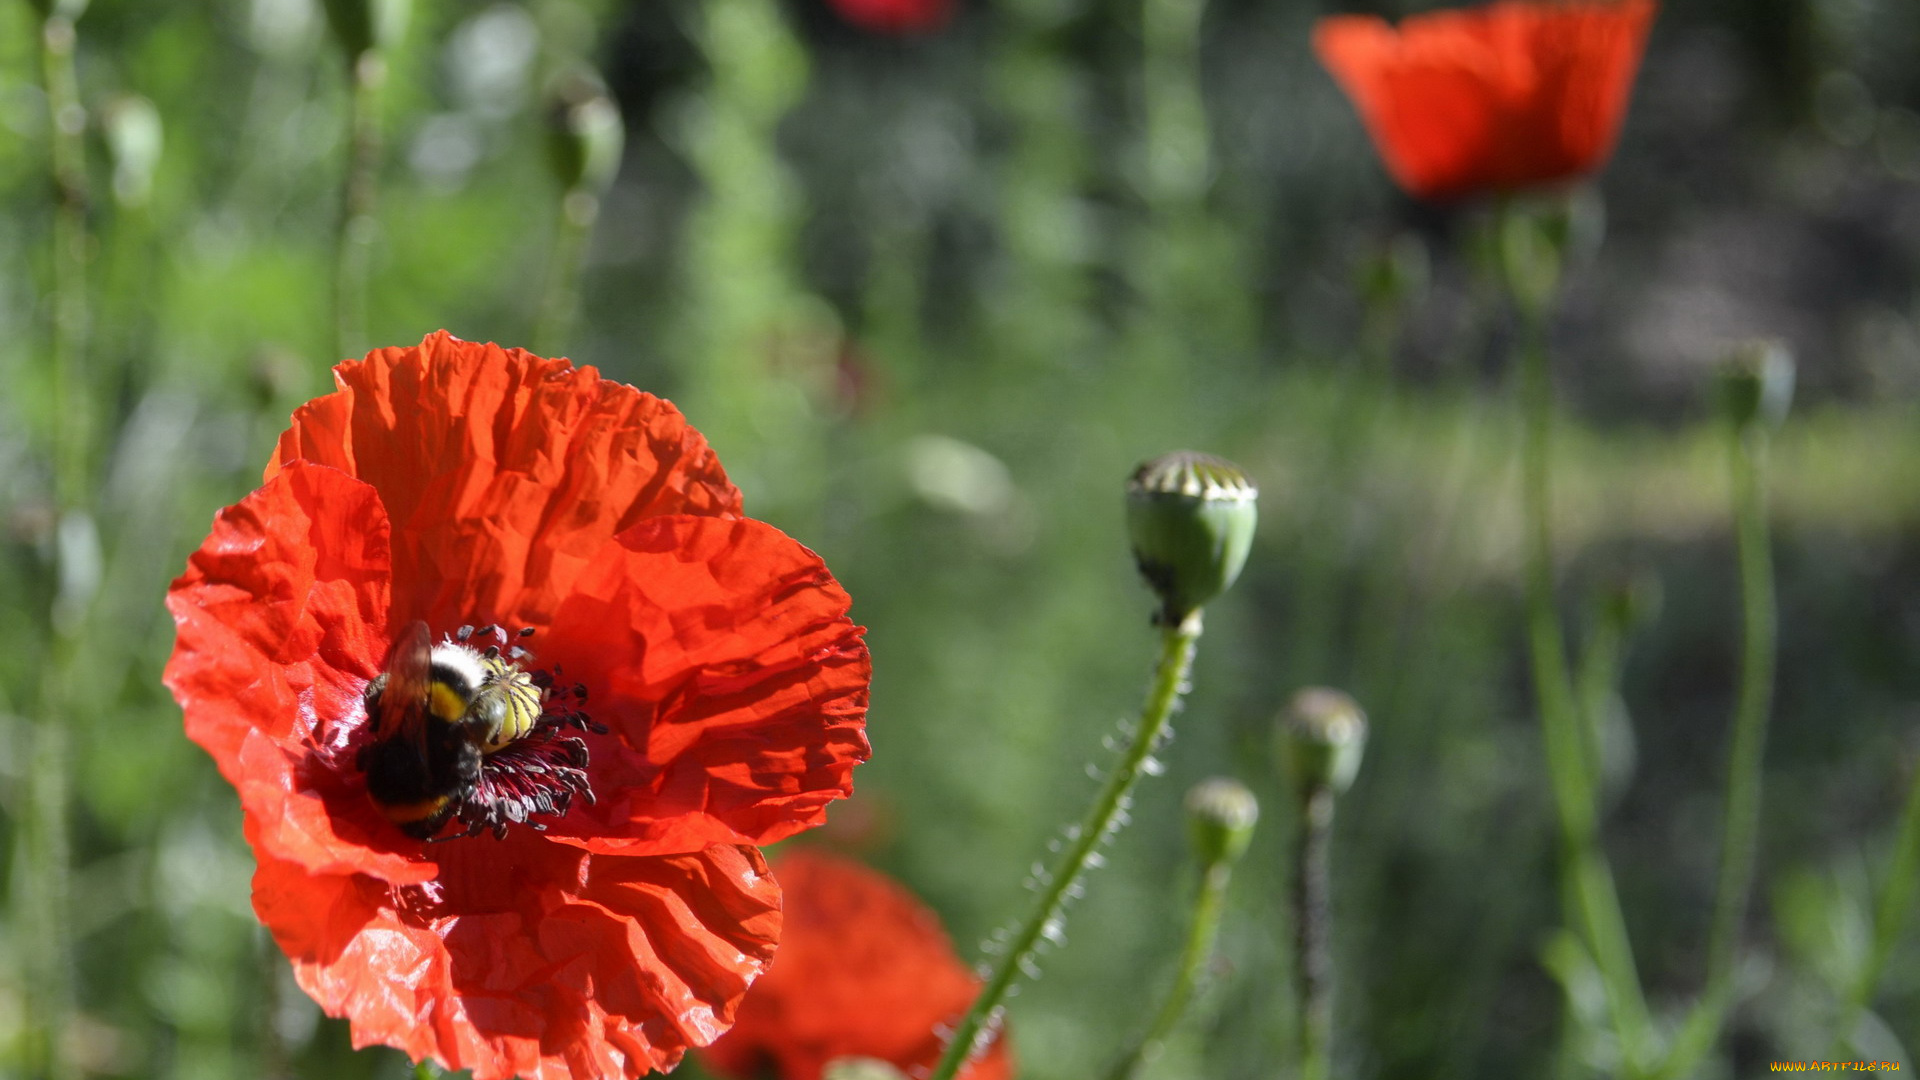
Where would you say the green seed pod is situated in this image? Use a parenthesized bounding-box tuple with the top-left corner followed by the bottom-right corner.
(1278, 688, 1368, 797)
(320, 0, 409, 58)
(1185, 777, 1260, 867)
(1125, 451, 1258, 624)
(1717, 339, 1795, 432)
(823, 1058, 911, 1080)
(547, 68, 625, 197)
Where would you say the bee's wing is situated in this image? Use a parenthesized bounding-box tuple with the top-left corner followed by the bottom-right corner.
(376, 620, 435, 744)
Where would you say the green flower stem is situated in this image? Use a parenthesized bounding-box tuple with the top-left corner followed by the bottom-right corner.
(533, 189, 598, 357)
(44, 12, 88, 509)
(1294, 785, 1335, 1080)
(1139, 0, 1207, 218)
(1655, 405, 1783, 1080)
(1514, 271, 1653, 1072)
(19, 14, 89, 1080)
(335, 48, 385, 361)
(1833, 750, 1920, 1057)
(931, 614, 1205, 1080)
(1108, 859, 1235, 1080)
(1704, 417, 1777, 1001)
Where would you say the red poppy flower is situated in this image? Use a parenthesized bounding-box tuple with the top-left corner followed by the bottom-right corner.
(701, 850, 1013, 1080)
(1314, 0, 1658, 202)
(827, 0, 954, 36)
(164, 332, 872, 1079)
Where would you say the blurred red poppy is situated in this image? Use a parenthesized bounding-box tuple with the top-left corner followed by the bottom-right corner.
(1314, 0, 1658, 202)
(828, 0, 954, 35)
(702, 849, 1013, 1080)
(165, 332, 872, 1079)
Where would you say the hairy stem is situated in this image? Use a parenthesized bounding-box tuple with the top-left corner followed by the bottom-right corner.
(1108, 860, 1235, 1080)
(930, 614, 1204, 1080)
(1295, 786, 1335, 1080)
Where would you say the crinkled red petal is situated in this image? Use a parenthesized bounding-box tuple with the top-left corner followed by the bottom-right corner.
(702, 850, 1011, 1080)
(269, 331, 743, 632)
(1314, 0, 1656, 201)
(535, 517, 871, 856)
(165, 461, 433, 883)
(251, 812, 782, 1080)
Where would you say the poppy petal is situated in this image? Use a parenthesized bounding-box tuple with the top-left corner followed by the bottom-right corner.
(252, 814, 782, 1080)
(536, 516, 872, 855)
(165, 461, 432, 884)
(1314, 0, 1657, 201)
(269, 331, 744, 631)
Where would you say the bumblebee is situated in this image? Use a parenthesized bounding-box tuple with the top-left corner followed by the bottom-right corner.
(358, 620, 552, 840)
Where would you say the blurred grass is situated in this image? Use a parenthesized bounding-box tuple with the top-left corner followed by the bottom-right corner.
(1, 0, 1918, 1078)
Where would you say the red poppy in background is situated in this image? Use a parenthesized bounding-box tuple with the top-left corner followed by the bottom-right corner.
(828, 0, 954, 36)
(1314, 0, 1658, 202)
(165, 332, 872, 1079)
(702, 849, 1013, 1080)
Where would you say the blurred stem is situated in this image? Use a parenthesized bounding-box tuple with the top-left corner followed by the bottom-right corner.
(1655, 414, 1780, 1080)
(931, 614, 1204, 1080)
(1293, 785, 1335, 1080)
(1705, 420, 1777, 995)
(1108, 859, 1235, 1080)
(534, 189, 598, 356)
(1832, 751, 1920, 1057)
(1139, 0, 1206, 219)
(1512, 245, 1653, 1073)
(45, 12, 88, 507)
(22, 13, 89, 1080)
(335, 48, 385, 361)
(1574, 603, 1627, 808)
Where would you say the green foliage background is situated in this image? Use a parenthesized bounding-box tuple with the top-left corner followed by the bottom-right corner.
(2, 0, 1919, 1077)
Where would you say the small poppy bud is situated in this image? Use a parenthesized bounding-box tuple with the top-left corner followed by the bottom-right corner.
(1185, 777, 1260, 867)
(320, 0, 409, 58)
(1126, 451, 1258, 624)
(823, 1059, 912, 1080)
(1278, 688, 1367, 797)
(1717, 339, 1795, 432)
(100, 94, 162, 209)
(547, 68, 625, 198)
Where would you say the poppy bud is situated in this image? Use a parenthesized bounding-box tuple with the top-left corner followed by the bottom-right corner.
(100, 94, 162, 210)
(1185, 777, 1259, 867)
(1125, 451, 1258, 624)
(1277, 688, 1367, 798)
(320, 0, 409, 58)
(547, 68, 625, 198)
(1717, 340, 1795, 432)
